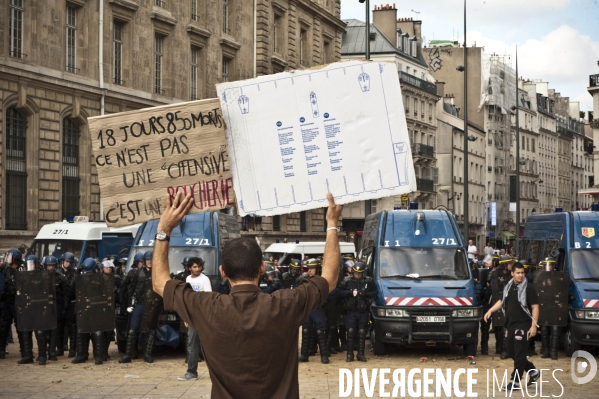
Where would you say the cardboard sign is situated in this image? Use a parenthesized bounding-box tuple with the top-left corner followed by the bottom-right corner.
(216, 60, 416, 216)
(88, 99, 234, 227)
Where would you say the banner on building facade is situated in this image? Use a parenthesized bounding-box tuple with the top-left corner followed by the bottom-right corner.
(216, 60, 416, 216)
(88, 99, 233, 227)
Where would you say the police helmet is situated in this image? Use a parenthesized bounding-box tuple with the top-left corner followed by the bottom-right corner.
(498, 255, 512, 265)
(81, 258, 97, 273)
(181, 256, 192, 267)
(289, 259, 302, 269)
(305, 258, 319, 268)
(352, 261, 367, 274)
(343, 254, 355, 261)
(540, 256, 556, 272)
(44, 255, 58, 268)
(114, 256, 126, 266)
(143, 251, 153, 261)
(5, 248, 22, 265)
(133, 252, 144, 267)
(265, 264, 276, 276)
(25, 255, 39, 270)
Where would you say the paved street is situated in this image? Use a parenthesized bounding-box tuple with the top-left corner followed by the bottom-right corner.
(1, 328, 597, 399)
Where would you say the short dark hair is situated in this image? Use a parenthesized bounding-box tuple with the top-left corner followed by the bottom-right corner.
(188, 257, 204, 269)
(512, 262, 525, 271)
(221, 237, 262, 281)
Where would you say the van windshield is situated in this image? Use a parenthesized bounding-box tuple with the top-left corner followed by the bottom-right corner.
(570, 250, 599, 280)
(378, 247, 470, 280)
(127, 246, 218, 276)
(28, 239, 85, 260)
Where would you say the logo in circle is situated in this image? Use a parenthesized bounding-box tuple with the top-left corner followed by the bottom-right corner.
(300, 117, 305, 123)
(571, 350, 598, 384)
(324, 113, 330, 118)
(276, 121, 282, 127)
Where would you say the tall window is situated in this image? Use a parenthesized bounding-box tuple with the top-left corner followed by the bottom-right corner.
(62, 119, 80, 220)
(190, 47, 199, 100)
(273, 215, 281, 232)
(222, 57, 229, 82)
(66, 6, 77, 73)
(113, 21, 123, 85)
(5, 108, 27, 230)
(155, 0, 164, 7)
(191, 0, 198, 21)
(154, 34, 163, 94)
(223, 0, 229, 33)
(300, 29, 306, 65)
(323, 41, 330, 64)
(9, 0, 24, 58)
(300, 211, 306, 232)
(273, 15, 280, 53)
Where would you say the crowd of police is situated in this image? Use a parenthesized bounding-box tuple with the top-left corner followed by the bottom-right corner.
(474, 254, 564, 361)
(1, 248, 380, 367)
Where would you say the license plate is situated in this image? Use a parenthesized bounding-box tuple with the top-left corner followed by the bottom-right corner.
(416, 316, 445, 323)
(167, 314, 177, 321)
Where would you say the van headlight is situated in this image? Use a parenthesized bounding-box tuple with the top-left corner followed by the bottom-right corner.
(452, 309, 478, 317)
(380, 308, 408, 317)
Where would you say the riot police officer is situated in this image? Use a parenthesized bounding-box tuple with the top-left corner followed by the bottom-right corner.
(101, 260, 118, 360)
(131, 253, 144, 271)
(23, 255, 41, 364)
(72, 258, 105, 365)
(282, 259, 303, 289)
(490, 255, 512, 359)
(0, 249, 24, 361)
(299, 259, 329, 364)
(175, 256, 192, 281)
(479, 256, 493, 355)
(259, 265, 284, 294)
(539, 257, 560, 360)
(59, 252, 77, 357)
(120, 250, 158, 364)
(339, 261, 378, 362)
(41, 256, 69, 362)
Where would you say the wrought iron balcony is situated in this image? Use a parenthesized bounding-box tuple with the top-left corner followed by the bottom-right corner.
(411, 143, 435, 158)
(590, 74, 599, 88)
(399, 71, 437, 95)
(416, 178, 435, 192)
(557, 126, 574, 139)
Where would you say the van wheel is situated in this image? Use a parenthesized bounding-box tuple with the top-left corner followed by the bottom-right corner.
(564, 328, 581, 357)
(371, 329, 386, 356)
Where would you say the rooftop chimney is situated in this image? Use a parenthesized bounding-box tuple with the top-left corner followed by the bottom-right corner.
(373, 4, 398, 47)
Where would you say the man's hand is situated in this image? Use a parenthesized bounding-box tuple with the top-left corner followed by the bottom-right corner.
(325, 193, 343, 228)
(157, 192, 194, 234)
(529, 324, 537, 338)
(484, 310, 493, 322)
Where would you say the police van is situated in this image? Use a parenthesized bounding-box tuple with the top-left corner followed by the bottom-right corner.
(360, 207, 481, 356)
(126, 211, 240, 335)
(521, 208, 599, 356)
(265, 241, 356, 266)
(26, 216, 139, 262)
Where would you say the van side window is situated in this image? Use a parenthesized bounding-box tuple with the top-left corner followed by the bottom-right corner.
(543, 240, 559, 260)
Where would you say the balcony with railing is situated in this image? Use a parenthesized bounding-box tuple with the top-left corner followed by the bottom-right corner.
(399, 71, 437, 96)
(416, 178, 434, 192)
(557, 125, 574, 139)
(411, 143, 435, 158)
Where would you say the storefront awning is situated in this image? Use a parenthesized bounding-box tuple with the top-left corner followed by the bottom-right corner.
(502, 230, 516, 239)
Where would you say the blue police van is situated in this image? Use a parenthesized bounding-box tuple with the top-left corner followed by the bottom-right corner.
(360, 207, 481, 355)
(521, 209, 599, 356)
(126, 211, 240, 338)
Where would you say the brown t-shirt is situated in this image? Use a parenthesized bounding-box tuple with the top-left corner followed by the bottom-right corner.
(162, 275, 330, 399)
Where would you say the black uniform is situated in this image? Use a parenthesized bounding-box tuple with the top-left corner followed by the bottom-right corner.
(47, 271, 69, 360)
(339, 275, 378, 362)
(259, 276, 284, 294)
(0, 266, 23, 361)
(58, 266, 77, 357)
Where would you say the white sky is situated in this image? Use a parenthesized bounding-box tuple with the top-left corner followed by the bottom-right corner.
(341, 0, 599, 114)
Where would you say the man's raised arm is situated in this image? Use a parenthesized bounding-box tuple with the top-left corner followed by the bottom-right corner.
(152, 192, 194, 297)
(321, 193, 344, 292)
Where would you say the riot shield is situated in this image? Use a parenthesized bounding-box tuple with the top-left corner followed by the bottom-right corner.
(478, 268, 490, 288)
(491, 269, 511, 327)
(533, 270, 568, 327)
(140, 282, 164, 333)
(16, 270, 57, 331)
(75, 273, 115, 333)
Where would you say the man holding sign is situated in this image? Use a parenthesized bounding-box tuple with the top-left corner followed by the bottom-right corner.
(152, 192, 343, 398)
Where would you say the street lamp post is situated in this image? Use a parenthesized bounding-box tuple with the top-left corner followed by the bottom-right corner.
(359, 0, 370, 60)
(463, 0, 469, 243)
(515, 48, 520, 257)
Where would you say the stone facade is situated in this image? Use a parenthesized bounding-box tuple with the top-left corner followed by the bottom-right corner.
(0, 0, 343, 251)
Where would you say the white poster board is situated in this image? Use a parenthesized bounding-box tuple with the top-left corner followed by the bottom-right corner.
(216, 60, 416, 216)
